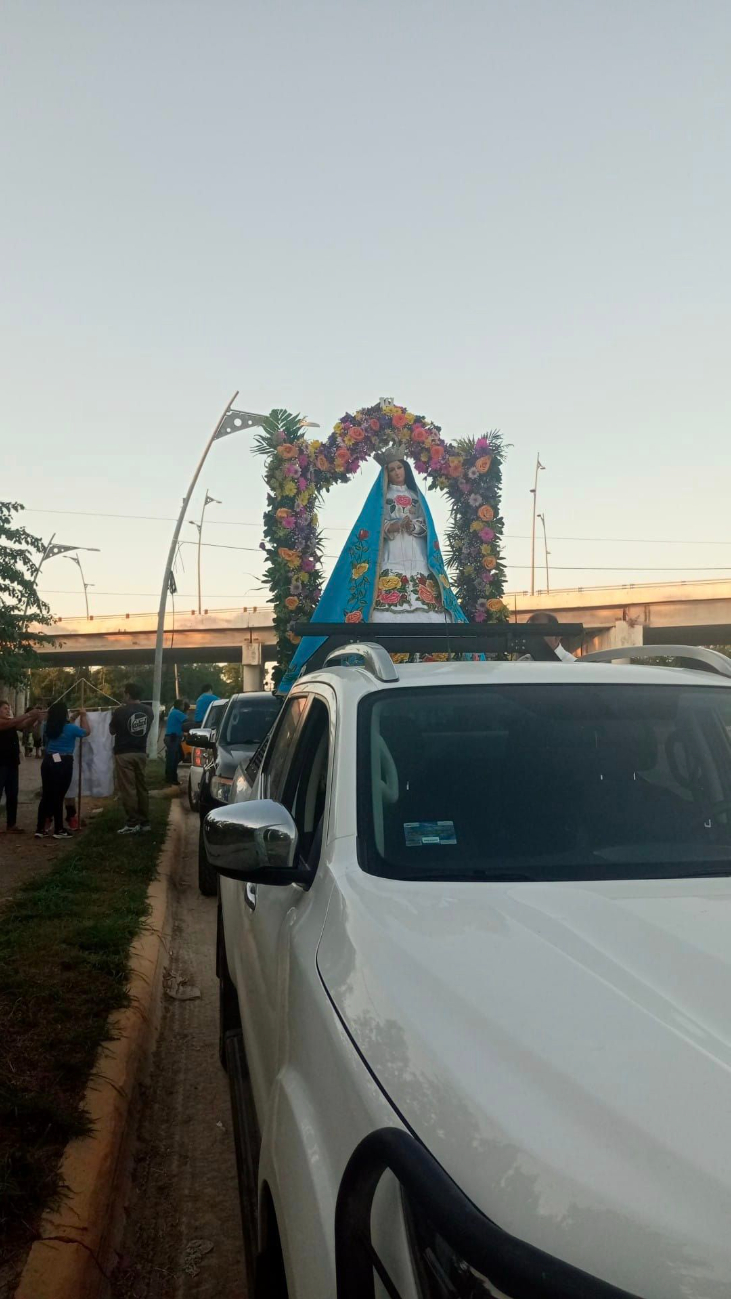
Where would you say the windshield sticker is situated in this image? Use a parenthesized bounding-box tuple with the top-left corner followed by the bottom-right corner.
(404, 820, 457, 847)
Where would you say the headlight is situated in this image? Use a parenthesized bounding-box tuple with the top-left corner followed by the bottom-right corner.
(404, 1198, 511, 1299)
(210, 776, 233, 803)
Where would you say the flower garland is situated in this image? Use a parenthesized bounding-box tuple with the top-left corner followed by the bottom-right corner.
(253, 400, 508, 683)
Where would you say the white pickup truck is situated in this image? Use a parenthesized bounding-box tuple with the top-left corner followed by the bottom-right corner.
(204, 642, 731, 1299)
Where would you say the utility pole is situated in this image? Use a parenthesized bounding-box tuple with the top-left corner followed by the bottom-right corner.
(529, 454, 545, 596)
(538, 512, 550, 593)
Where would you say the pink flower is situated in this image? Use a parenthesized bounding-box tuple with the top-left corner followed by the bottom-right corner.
(298, 453, 309, 467)
(381, 590, 400, 604)
(302, 556, 316, 572)
(284, 462, 299, 477)
(298, 477, 307, 490)
(395, 494, 412, 507)
(474, 609, 487, 622)
(282, 516, 295, 529)
(475, 436, 490, 452)
(479, 527, 495, 542)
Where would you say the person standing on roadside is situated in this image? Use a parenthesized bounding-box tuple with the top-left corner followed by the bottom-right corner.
(194, 682, 220, 724)
(35, 702, 89, 839)
(110, 683, 153, 836)
(164, 698, 188, 786)
(0, 700, 42, 834)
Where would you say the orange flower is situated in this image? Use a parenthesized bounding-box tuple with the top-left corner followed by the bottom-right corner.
(412, 427, 427, 442)
(447, 462, 462, 478)
(345, 609, 363, 623)
(483, 555, 497, 570)
(278, 443, 299, 460)
(392, 411, 407, 429)
(475, 455, 493, 474)
(276, 508, 291, 520)
(478, 504, 494, 522)
(278, 547, 300, 566)
(284, 596, 299, 610)
(487, 598, 506, 612)
(317, 454, 329, 471)
(350, 427, 364, 441)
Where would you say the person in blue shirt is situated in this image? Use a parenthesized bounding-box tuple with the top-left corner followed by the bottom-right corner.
(35, 701, 90, 838)
(194, 684, 220, 725)
(164, 698, 189, 785)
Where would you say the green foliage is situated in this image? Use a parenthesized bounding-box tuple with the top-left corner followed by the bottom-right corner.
(0, 502, 52, 685)
(29, 662, 232, 708)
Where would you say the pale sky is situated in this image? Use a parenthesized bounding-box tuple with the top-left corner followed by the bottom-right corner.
(2, 0, 730, 620)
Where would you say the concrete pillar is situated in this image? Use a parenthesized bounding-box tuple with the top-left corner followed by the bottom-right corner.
(242, 663, 264, 693)
(586, 620, 644, 655)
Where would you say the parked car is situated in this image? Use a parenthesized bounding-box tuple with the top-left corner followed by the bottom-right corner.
(204, 644, 731, 1299)
(187, 697, 228, 811)
(193, 691, 281, 896)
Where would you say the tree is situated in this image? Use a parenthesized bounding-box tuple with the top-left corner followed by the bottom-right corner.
(0, 502, 51, 685)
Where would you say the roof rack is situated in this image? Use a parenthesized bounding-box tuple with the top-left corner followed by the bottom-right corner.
(581, 644, 731, 678)
(293, 620, 584, 677)
(323, 642, 400, 682)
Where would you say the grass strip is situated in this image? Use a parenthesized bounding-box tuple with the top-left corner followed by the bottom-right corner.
(0, 781, 171, 1265)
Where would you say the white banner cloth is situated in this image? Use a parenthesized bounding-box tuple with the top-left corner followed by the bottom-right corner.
(74, 710, 115, 797)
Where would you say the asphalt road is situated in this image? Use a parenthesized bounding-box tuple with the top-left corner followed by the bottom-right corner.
(110, 801, 247, 1299)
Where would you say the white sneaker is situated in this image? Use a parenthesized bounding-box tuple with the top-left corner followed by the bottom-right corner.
(117, 823, 141, 835)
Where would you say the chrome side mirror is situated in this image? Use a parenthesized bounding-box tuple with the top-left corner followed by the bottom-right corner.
(204, 800, 305, 885)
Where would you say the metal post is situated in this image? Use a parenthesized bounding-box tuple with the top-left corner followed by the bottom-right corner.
(538, 512, 550, 593)
(529, 455, 544, 597)
(149, 392, 239, 758)
(196, 493, 206, 616)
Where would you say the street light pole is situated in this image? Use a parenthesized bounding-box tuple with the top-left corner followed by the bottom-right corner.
(190, 490, 222, 615)
(537, 512, 550, 593)
(529, 454, 545, 597)
(149, 394, 270, 758)
(64, 553, 93, 618)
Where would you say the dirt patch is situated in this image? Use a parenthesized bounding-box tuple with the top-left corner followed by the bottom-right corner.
(110, 806, 247, 1299)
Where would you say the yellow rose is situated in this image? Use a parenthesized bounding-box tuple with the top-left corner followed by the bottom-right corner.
(487, 598, 506, 613)
(352, 562, 368, 578)
(378, 575, 401, 590)
(403, 412, 415, 425)
(481, 544, 492, 555)
(483, 555, 497, 570)
(284, 596, 299, 610)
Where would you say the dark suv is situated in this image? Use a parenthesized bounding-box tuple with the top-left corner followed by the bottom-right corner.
(192, 691, 281, 895)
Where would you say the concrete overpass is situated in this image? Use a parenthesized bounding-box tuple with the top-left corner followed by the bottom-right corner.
(31, 578, 731, 676)
(33, 606, 277, 689)
(511, 577, 731, 652)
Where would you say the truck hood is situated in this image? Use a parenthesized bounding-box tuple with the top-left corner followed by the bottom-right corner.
(317, 866, 731, 1298)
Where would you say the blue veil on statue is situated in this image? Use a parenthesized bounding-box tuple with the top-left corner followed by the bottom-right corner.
(279, 446, 468, 694)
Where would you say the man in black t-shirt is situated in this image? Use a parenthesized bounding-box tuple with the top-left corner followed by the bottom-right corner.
(110, 684, 153, 834)
(0, 700, 42, 832)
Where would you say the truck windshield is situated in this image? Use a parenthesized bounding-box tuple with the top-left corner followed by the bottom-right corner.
(223, 698, 281, 748)
(358, 684, 731, 881)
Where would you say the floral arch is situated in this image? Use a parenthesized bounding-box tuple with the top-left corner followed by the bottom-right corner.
(253, 399, 508, 681)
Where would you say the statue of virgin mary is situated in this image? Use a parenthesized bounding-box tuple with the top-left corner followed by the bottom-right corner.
(279, 445, 467, 693)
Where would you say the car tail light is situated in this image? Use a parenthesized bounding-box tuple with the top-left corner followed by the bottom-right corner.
(192, 748, 203, 767)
